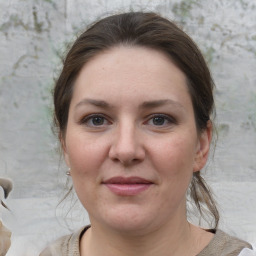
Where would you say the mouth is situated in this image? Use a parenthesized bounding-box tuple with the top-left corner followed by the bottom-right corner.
(102, 176, 153, 196)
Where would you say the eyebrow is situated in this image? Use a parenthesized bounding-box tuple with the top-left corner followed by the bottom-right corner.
(75, 98, 184, 110)
(140, 99, 184, 109)
(75, 98, 113, 109)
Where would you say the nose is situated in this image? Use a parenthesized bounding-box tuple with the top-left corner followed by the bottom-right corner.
(108, 122, 145, 165)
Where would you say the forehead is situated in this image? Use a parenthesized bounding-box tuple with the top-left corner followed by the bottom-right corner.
(71, 46, 191, 106)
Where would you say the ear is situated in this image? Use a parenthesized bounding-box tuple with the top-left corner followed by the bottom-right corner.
(193, 121, 212, 172)
(60, 133, 71, 168)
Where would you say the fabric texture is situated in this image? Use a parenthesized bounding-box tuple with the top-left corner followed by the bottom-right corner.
(39, 227, 88, 256)
(40, 227, 252, 256)
(198, 230, 252, 256)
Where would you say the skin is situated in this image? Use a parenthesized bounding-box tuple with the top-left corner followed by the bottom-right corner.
(63, 46, 213, 256)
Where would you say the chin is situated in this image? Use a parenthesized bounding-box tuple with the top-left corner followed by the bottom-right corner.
(107, 220, 153, 235)
(95, 205, 157, 234)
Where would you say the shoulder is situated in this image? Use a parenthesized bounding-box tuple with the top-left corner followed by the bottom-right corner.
(198, 229, 252, 256)
(39, 226, 88, 256)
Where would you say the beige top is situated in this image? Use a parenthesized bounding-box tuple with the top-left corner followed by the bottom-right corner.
(40, 227, 252, 256)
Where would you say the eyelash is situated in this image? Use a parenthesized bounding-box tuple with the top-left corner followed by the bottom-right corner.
(79, 113, 177, 128)
(79, 114, 111, 127)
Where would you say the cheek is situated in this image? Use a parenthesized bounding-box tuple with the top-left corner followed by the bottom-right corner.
(150, 134, 197, 200)
(153, 136, 196, 203)
(65, 134, 107, 177)
(65, 136, 106, 206)
(151, 134, 197, 174)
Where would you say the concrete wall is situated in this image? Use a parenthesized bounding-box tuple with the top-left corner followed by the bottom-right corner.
(0, 0, 255, 254)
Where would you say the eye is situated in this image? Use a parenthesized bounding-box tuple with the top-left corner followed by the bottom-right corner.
(152, 116, 166, 126)
(146, 114, 176, 127)
(80, 114, 111, 127)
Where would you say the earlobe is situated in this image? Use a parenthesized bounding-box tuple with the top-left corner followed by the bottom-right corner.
(193, 121, 212, 172)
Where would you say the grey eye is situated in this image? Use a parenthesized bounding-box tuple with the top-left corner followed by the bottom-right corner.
(91, 116, 105, 126)
(152, 116, 166, 125)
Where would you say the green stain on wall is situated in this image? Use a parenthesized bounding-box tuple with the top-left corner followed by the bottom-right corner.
(0, 14, 29, 35)
(33, 6, 44, 33)
(204, 46, 216, 65)
(248, 94, 256, 131)
(172, 0, 199, 23)
(217, 123, 230, 138)
(43, 0, 54, 3)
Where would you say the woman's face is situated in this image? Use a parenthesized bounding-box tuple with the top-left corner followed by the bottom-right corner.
(63, 46, 211, 234)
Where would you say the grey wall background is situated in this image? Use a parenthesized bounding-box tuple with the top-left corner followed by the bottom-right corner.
(0, 0, 255, 254)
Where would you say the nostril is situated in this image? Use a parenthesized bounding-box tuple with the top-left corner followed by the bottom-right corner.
(110, 151, 144, 166)
(120, 158, 141, 166)
(108, 129, 145, 164)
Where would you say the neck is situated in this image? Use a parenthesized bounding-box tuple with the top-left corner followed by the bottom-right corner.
(80, 217, 210, 256)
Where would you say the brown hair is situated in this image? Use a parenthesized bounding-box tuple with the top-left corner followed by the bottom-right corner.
(54, 12, 219, 228)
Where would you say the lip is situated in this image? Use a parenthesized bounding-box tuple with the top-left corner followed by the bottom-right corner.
(102, 176, 153, 196)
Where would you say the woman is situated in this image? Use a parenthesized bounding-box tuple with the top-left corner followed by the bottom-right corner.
(40, 12, 253, 256)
